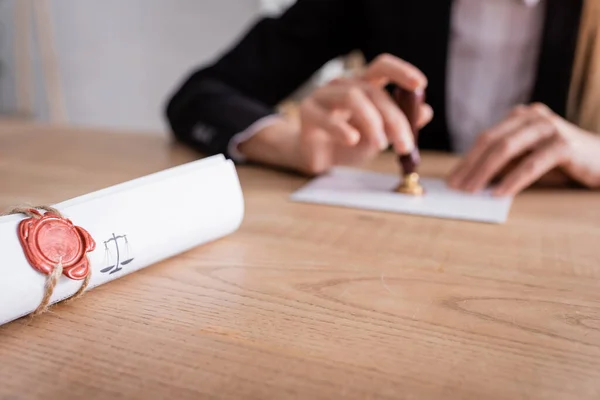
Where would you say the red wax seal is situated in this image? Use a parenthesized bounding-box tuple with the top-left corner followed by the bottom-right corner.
(18, 209, 96, 280)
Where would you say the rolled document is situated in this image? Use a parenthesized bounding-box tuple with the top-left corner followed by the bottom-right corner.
(0, 154, 245, 326)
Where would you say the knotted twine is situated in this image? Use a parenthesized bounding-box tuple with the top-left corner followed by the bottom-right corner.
(2, 205, 91, 316)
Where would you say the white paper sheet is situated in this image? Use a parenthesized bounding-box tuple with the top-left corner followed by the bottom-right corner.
(290, 167, 513, 224)
(0, 154, 245, 326)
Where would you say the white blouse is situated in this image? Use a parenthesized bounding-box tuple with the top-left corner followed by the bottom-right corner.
(447, 0, 546, 153)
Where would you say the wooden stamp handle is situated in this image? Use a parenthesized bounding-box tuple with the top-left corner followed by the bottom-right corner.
(393, 87, 425, 175)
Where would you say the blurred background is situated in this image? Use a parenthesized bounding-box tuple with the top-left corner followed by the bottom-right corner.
(1, 0, 353, 135)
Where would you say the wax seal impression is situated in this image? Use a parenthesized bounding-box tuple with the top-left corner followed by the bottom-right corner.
(18, 209, 96, 280)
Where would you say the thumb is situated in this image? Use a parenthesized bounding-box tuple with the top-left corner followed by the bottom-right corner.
(417, 104, 434, 129)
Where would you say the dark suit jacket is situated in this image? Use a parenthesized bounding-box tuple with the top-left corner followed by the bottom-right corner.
(164, 0, 583, 160)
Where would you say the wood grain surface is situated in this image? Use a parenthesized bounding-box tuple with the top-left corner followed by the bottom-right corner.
(1, 121, 600, 400)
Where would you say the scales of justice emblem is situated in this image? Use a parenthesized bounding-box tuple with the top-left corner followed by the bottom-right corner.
(101, 233, 134, 274)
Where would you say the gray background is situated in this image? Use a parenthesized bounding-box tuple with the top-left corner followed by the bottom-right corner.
(0, 0, 312, 135)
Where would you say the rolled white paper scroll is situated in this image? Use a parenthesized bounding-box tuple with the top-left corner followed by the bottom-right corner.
(0, 154, 245, 326)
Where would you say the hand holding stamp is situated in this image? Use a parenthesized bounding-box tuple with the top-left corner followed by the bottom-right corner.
(393, 86, 426, 195)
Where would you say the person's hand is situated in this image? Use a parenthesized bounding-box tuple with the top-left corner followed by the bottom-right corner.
(448, 103, 600, 196)
(296, 54, 432, 174)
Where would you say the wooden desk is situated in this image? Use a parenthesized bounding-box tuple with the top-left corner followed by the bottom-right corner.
(1, 122, 600, 400)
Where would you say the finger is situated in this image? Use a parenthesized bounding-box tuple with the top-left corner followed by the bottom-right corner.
(299, 97, 360, 146)
(329, 77, 351, 86)
(461, 116, 556, 192)
(417, 103, 434, 129)
(314, 85, 387, 150)
(362, 85, 414, 153)
(529, 102, 555, 118)
(448, 111, 533, 189)
(509, 104, 529, 117)
(493, 135, 569, 197)
(362, 53, 428, 91)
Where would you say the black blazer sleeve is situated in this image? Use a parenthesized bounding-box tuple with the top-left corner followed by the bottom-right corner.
(164, 0, 358, 159)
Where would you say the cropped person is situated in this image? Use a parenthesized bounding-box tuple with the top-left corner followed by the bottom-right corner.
(165, 0, 600, 196)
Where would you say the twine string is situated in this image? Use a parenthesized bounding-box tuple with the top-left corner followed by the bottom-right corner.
(2, 205, 91, 316)
(34, 255, 63, 316)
